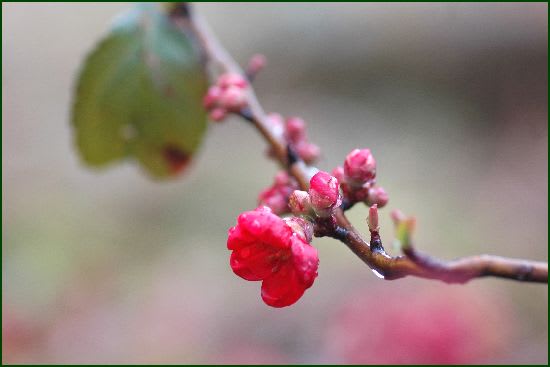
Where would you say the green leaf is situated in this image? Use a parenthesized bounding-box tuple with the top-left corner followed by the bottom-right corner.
(72, 3, 208, 179)
(395, 218, 416, 251)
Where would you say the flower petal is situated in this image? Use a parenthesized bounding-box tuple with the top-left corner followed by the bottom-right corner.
(237, 209, 292, 249)
(227, 225, 256, 250)
(290, 236, 319, 288)
(261, 263, 306, 308)
(230, 242, 281, 281)
(230, 252, 262, 281)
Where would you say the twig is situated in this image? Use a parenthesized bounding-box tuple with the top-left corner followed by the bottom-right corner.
(176, 3, 548, 284)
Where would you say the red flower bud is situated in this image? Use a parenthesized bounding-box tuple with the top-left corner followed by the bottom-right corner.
(228, 207, 319, 307)
(368, 204, 379, 232)
(296, 142, 320, 164)
(367, 186, 389, 208)
(257, 171, 299, 215)
(203, 85, 222, 109)
(219, 85, 247, 111)
(309, 171, 342, 216)
(288, 190, 312, 216)
(285, 117, 306, 143)
(273, 171, 291, 187)
(344, 148, 376, 187)
(257, 187, 289, 215)
(217, 72, 248, 89)
(209, 107, 227, 122)
(283, 217, 314, 243)
(267, 113, 285, 137)
(247, 54, 267, 76)
(331, 166, 345, 184)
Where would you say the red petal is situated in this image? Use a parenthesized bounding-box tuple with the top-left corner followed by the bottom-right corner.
(227, 225, 256, 250)
(290, 236, 319, 288)
(261, 263, 306, 308)
(230, 242, 282, 281)
(237, 210, 292, 249)
(230, 252, 263, 281)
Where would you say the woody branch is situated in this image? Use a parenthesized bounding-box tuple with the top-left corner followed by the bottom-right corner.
(173, 3, 548, 284)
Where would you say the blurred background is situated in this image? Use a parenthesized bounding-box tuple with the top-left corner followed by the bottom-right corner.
(2, 2, 548, 364)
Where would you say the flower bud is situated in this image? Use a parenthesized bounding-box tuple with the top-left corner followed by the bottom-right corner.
(209, 107, 227, 122)
(247, 54, 267, 76)
(217, 72, 248, 89)
(219, 85, 247, 111)
(309, 171, 342, 217)
(257, 171, 298, 215)
(285, 117, 306, 143)
(257, 187, 288, 215)
(274, 171, 291, 186)
(267, 113, 285, 137)
(368, 204, 379, 232)
(344, 148, 376, 187)
(396, 217, 416, 251)
(390, 209, 406, 225)
(203, 85, 222, 109)
(289, 190, 312, 215)
(296, 142, 321, 164)
(367, 186, 389, 208)
(283, 217, 314, 243)
(331, 166, 345, 184)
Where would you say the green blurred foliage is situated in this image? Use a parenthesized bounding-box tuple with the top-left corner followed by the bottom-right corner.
(72, 3, 207, 178)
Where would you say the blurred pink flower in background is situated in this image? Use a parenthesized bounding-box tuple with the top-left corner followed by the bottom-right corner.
(324, 284, 515, 364)
(2, 307, 46, 364)
(210, 343, 288, 364)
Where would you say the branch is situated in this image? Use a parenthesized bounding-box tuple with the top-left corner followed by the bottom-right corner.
(175, 3, 548, 284)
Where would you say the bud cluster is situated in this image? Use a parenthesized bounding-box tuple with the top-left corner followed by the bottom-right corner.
(333, 148, 389, 208)
(285, 117, 321, 164)
(289, 171, 342, 218)
(203, 72, 249, 122)
(264, 115, 321, 164)
(257, 171, 299, 215)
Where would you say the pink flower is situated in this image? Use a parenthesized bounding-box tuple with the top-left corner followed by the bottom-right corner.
(309, 171, 342, 216)
(324, 286, 514, 364)
(344, 148, 376, 186)
(227, 207, 319, 307)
